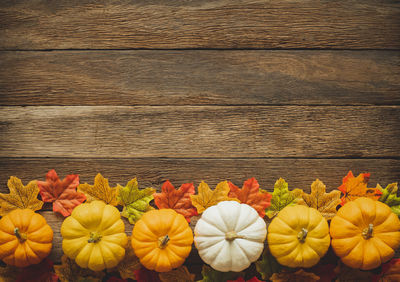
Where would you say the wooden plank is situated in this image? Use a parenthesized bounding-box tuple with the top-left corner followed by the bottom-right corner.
(1, 158, 399, 193)
(1, 50, 399, 106)
(1, 0, 399, 50)
(0, 106, 399, 158)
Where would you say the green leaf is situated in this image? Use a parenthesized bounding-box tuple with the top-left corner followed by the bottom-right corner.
(199, 265, 243, 282)
(117, 178, 155, 224)
(255, 247, 282, 280)
(265, 178, 302, 219)
(378, 183, 400, 216)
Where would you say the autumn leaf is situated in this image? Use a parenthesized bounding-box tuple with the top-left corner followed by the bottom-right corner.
(0, 265, 19, 282)
(375, 258, 400, 282)
(0, 176, 43, 216)
(199, 265, 243, 282)
(106, 278, 128, 282)
(270, 269, 320, 282)
(297, 179, 341, 220)
(190, 181, 239, 214)
(117, 236, 142, 280)
(78, 173, 119, 206)
(158, 266, 195, 282)
(309, 264, 337, 282)
(54, 255, 104, 282)
(334, 261, 373, 281)
(154, 180, 197, 222)
(378, 183, 400, 216)
(228, 177, 272, 217)
(338, 171, 382, 206)
(255, 248, 282, 280)
(16, 258, 58, 282)
(37, 169, 85, 217)
(117, 178, 155, 224)
(134, 268, 161, 282)
(227, 277, 264, 282)
(265, 178, 303, 219)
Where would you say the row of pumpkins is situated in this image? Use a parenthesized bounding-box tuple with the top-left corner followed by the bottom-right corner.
(0, 197, 399, 275)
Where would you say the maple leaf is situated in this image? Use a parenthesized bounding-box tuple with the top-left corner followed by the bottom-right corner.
(37, 169, 85, 217)
(16, 258, 58, 282)
(265, 178, 303, 219)
(270, 269, 320, 282)
(297, 179, 341, 220)
(117, 178, 155, 224)
(190, 181, 239, 214)
(0, 265, 19, 282)
(255, 248, 282, 280)
(54, 255, 104, 282)
(378, 183, 400, 216)
(158, 266, 195, 282)
(227, 277, 264, 282)
(199, 265, 243, 282)
(338, 171, 382, 206)
(117, 236, 142, 280)
(154, 180, 198, 222)
(228, 177, 272, 218)
(78, 173, 119, 206)
(134, 268, 161, 282)
(334, 261, 373, 281)
(0, 176, 43, 216)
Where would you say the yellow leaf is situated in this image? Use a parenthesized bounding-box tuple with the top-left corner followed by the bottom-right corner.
(78, 173, 119, 206)
(54, 255, 104, 282)
(190, 181, 239, 214)
(0, 176, 43, 216)
(117, 236, 142, 280)
(159, 266, 195, 282)
(297, 179, 341, 220)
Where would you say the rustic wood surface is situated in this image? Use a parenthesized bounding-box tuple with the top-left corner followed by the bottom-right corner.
(1, 0, 400, 50)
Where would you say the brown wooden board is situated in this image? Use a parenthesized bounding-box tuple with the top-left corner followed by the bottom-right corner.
(1, 0, 399, 50)
(1, 50, 399, 106)
(0, 106, 399, 158)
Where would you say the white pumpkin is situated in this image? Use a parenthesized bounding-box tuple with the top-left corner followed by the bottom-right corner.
(194, 201, 267, 272)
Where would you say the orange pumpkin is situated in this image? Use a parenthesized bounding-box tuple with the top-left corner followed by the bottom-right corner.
(0, 209, 53, 267)
(330, 197, 400, 270)
(131, 209, 193, 272)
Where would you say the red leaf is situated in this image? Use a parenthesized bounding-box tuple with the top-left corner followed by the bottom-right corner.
(228, 178, 272, 217)
(37, 169, 86, 216)
(134, 268, 162, 282)
(16, 258, 58, 282)
(372, 258, 400, 282)
(154, 180, 198, 222)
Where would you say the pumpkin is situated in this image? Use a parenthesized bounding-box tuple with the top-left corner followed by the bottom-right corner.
(131, 209, 193, 272)
(0, 209, 53, 267)
(194, 201, 267, 272)
(268, 205, 330, 268)
(330, 197, 400, 270)
(61, 200, 128, 271)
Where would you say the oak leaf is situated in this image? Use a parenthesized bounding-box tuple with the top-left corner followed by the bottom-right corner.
(154, 180, 197, 222)
(255, 248, 281, 280)
(117, 178, 155, 224)
(158, 266, 195, 282)
(190, 181, 239, 214)
(78, 173, 119, 206)
(199, 265, 243, 282)
(117, 236, 142, 280)
(338, 171, 382, 206)
(265, 178, 303, 219)
(378, 183, 400, 216)
(16, 258, 58, 282)
(37, 169, 85, 217)
(228, 177, 272, 217)
(0, 176, 43, 216)
(134, 268, 161, 282)
(54, 255, 104, 282)
(270, 269, 320, 282)
(297, 179, 341, 220)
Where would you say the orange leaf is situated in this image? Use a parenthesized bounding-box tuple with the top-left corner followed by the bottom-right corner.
(228, 178, 272, 217)
(154, 181, 198, 222)
(338, 171, 382, 206)
(38, 169, 86, 217)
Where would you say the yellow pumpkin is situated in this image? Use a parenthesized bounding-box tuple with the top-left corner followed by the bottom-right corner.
(330, 197, 400, 270)
(61, 201, 128, 271)
(131, 209, 193, 272)
(268, 205, 330, 268)
(0, 209, 53, 267)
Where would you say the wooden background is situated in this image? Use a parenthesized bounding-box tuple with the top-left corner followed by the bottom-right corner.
(0, 0, 400, 278)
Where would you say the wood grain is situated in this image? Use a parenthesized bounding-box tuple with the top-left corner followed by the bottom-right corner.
(0, 106, 399, 158)
(1, 0, 399, 50)
(1, 158, 400, 194)
(1, 50, 399, 106)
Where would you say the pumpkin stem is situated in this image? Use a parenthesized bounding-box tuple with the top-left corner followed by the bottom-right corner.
(14, 228, 27, 243)
(158, 235, 170, 249)
(225, 231, 245, 241)
(88, 232, 102, 243)
(362, 224, 374, 239)
(297, 228, 308, 243)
